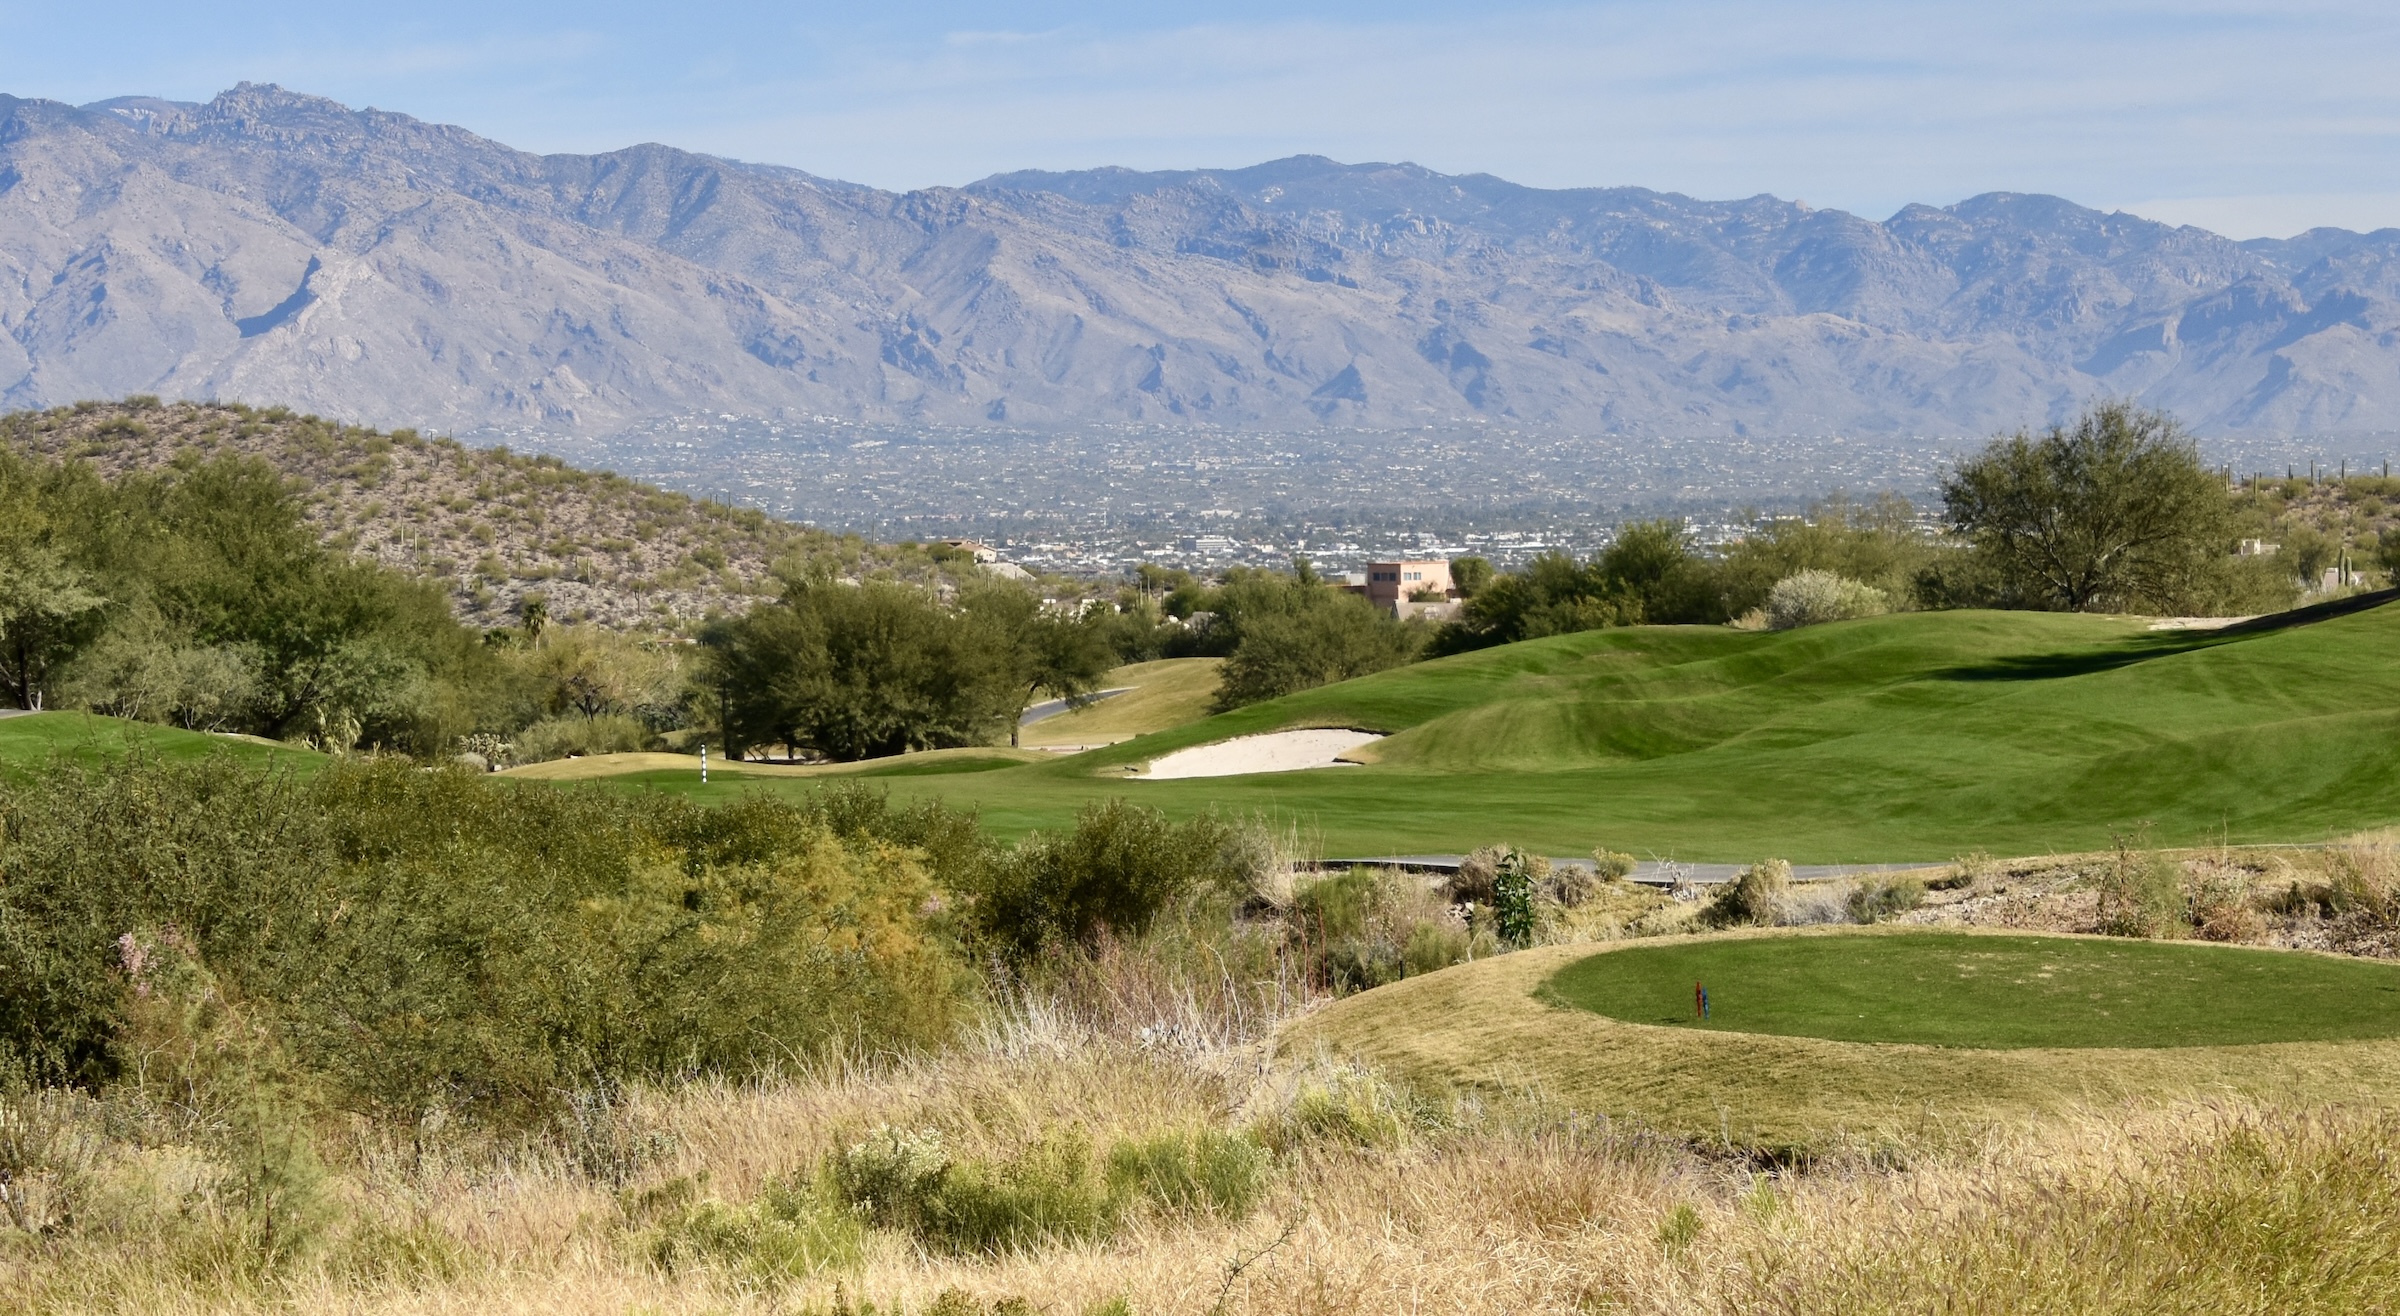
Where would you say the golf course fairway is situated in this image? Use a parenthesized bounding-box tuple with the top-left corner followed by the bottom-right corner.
(585, 600, 2400, 860)
(1291, 927, 2400, 1149)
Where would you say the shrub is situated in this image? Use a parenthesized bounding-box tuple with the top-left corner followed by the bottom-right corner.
(971, 800, 1239, 961)
(1847, 875, 1927, 923)
(1292, 867, 1465, 991)
(1766, 570, 1888, 629)
(2098, 837, 2189, 938)
(1492, 848, 1539, 947)
(1703, 860, 1792, 927)
(1104, 1128, 1268, 1219)
(1939, 851, 1997, 890)
(1590, 849, 1638, 881)
(835, 1127, 1120, 1257)
(831, 1126, 952, 1234)
(0, 755, 965, 1126)
(1401, 918, 1471, 976)
(511, 713, 651, 763)
(1265, 1066, 1435, 1153)
(642, 1179, 864, 1282)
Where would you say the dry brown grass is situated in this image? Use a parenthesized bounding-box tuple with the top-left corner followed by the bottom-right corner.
(18, 840, 2400, 1313)
(13, 1020, 2400, 1315)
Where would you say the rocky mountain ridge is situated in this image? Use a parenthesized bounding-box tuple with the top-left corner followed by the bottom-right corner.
(4, 84, 2398, 438)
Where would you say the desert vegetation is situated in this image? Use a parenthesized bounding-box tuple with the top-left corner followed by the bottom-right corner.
(6, 748, 2400, 1312)
(0, 398, 970, 630)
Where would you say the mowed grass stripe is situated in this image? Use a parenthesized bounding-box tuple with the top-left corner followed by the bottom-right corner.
(823, 602, 2400, 856)
(1543, 931, 2400, 1049)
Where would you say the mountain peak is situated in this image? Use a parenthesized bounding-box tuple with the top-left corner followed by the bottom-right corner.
(0, 88, 2393, 437)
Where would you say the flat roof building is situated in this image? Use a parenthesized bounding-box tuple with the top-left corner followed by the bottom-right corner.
(1364, 559, 1454, 612)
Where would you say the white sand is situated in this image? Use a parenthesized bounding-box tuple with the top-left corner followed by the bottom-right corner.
(1140, 728, 1384, 779)
(2147, 616, 2256, 630)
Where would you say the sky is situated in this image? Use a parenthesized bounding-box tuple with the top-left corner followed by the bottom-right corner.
(4, 1, 2398, 238)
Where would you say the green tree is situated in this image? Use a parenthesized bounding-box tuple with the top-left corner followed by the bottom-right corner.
(1211, 572, 1418, 710)
(1430, 520, 1719, 654)
(0, 454, 107, 709)
(1712, 493, 1937, 620)
(706, 580, 1011, 761)
(961, 585, 1116, 747)
(1939, 403, 2234, 612)
(1448, 555, 1495, 598)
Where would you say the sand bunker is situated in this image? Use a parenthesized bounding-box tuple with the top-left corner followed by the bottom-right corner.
(1140, 728, 1384, 779)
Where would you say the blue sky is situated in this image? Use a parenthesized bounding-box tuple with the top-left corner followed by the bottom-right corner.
(6, 1, 2398, 237)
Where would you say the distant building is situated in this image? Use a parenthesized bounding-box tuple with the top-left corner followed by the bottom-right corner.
(1365, 559, 1456, 618)
(1179, 534, 1238, 555)
(942, 539, 999, 563)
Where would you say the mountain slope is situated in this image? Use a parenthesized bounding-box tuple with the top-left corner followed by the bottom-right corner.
(5, 85, 2400, 437)
(0, 398, 889, 629)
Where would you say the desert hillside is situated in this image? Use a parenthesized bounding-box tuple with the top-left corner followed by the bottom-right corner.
(0, 398, 898, 629)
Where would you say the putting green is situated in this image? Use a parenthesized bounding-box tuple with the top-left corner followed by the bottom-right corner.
(1288, 930, 2400, 1149)
(1544, 932, 2400, 1049)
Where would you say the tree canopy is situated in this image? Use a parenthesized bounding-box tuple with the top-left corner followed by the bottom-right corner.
(1939, 402, 2236, 613)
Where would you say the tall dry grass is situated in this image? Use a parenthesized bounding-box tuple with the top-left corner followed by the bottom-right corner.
(11, 968, 2400, 1316)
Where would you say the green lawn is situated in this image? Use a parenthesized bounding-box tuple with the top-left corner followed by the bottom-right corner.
(598, 601, 2400, 860)
(0, 711, 323, 775)
(1293, 932, 2400, 1148)
(1543, 931, 2400, 1049)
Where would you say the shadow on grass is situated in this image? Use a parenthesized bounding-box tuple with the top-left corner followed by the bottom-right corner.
(1936, 590, 2400, 684)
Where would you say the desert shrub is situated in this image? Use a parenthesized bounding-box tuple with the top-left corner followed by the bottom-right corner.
(2098, 837, 2189, 938)
(2187, 862, 2266, 943)
(1290, 867, 1464, 991)
(1590, 849, 1638, 881)
(831, 1126, 952, 1234)
(2322, 844, 2398, 921)
(1938, 851, 1997, 890)
(1449, 845, 1507, 903)
(0, 1087, 103, 1238)
(510, 712, 651, 762)
(834, 1126, 1121, 1257)
(0, 755, 966, 1126)
(1847, 875, 1927, 923)
(1765, 570, 1888, 629)
(1703, 860, 1792, 927)
(641, 1178, 863, 1282)
(1401, 918, 1471, 976)
(1264, 1065, 1438, 1153)
(1492, 848, 1540, 947)
(970, 799, 1240, 962)
(1104, 1128, 1268, 1219)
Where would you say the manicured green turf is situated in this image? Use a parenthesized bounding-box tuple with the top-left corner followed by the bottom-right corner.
(0, 711, 324, 775)
(567, 601, 2400, 859)
(1543, 931, 2400, 1049)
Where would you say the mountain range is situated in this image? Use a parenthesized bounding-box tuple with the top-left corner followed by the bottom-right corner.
(4, 83, 2398, 439)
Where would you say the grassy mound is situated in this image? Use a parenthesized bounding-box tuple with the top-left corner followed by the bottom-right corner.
(1544, 931, 2400, 1049)
(0, 712, 322, 775)
(664, 599, 2400, 858)
(1290, 929, 2400, 1148)
(1018, 657, 1224, 747)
